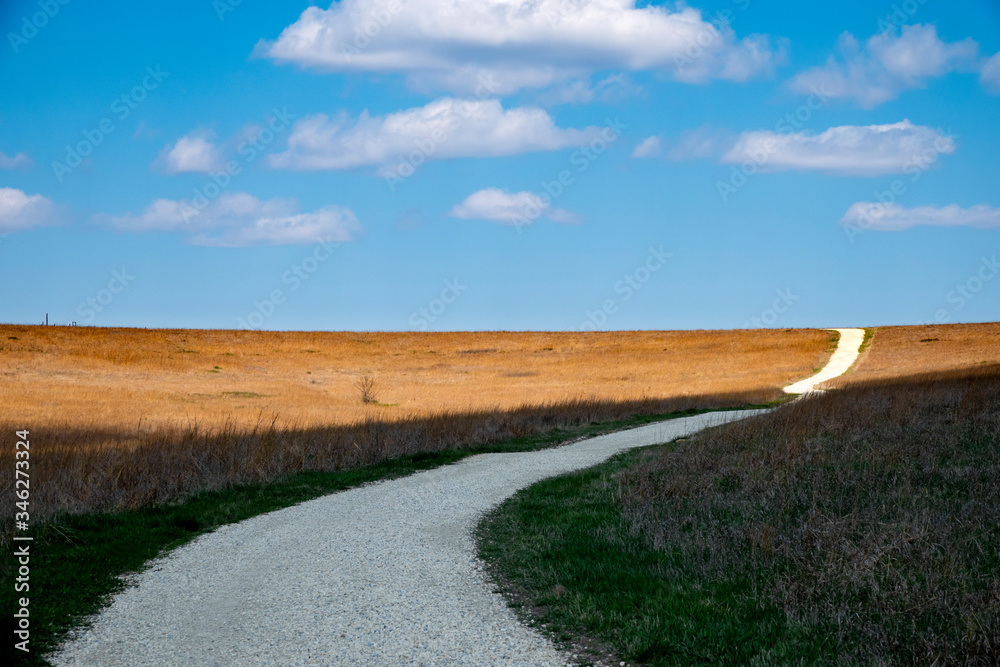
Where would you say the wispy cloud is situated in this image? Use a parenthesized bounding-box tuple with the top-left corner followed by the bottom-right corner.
(153, 130, 225, 174)
(841, 202, 1000, 231)
(789, 25, 978, 107)
(631, 136, 662, 159)
(103, 192, 361, 246)
(0, 151, 33, 170)
(257, 0, 785, 94)
(720, 120, 954, 176)
(268, 98, 599, 172)
(981, 52, 1000, 95)
(0, 187, 59, 232)
(449, 188, 579, 226)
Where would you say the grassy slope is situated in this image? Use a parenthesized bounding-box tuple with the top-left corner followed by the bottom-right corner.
(3, 407, 757, 667)
(478, 367, 1000, 666)
(477, 445, 794, 666)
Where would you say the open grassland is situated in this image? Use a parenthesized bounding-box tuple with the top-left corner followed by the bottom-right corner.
(824, 321, 1000, 388)
(0, 325, 831, 521)
(479, 362, 1000, 665)
(0, 325, 832, 431)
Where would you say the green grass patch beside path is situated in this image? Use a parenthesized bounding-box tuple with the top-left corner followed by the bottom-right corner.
(476, 444, 798, 667)
(3, 407, 758, 666)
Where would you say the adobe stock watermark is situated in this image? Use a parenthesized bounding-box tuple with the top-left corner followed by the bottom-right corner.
(7, 0, 72, 54)
(383, 72, 501, 192)
(673, 0, 753, 77)
(52, 65, 168, 183)
(180, 108, 295, 222)
(408, 279, 467, 331)
(715, 86, 830, 202)
(575, 246, 671, 331)
(842, 128, 958, 244)
(510, 116, 628, 229)
(742, 288, 799, 328)
(877, 0, 930, 34)
(237, 238, 340, 329)
(337, 0, 411, 62)
(716, 84, 831, 202)
(213, 0, 243, 21)
(76, 267, 134, 324)
(924, 255, 999, 324)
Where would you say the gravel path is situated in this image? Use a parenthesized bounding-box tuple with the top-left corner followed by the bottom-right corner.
(783, 328, 865, 394)
(52, 409, 763, 667)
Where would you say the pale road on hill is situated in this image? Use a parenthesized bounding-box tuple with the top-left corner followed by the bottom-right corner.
(52, 331, 864, 667)
(783, 328, 866, 394)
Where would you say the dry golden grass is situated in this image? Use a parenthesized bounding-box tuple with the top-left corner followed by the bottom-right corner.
(826, 321, 1000, 388)
(0, 325, 833, 520)
(1, 325, 832, 433)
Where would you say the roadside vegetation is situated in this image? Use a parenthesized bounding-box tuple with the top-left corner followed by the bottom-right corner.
(2, 405, 775, 666)
(478, 364, 1000, 665)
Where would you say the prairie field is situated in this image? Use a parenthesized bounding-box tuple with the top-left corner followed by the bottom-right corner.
(616, 363, 1000, 664)
(1, 325, 832, 432)
(480, 326, 1000, 665)
(825, 321, 1000, 388)
(0, 325, 830, 520)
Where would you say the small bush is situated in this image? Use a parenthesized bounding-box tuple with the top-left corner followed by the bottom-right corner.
(354, 374, 378, 404)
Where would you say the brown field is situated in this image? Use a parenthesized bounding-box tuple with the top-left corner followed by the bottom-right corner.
(826, 321, 1000, 388)
(1, 324, 832, 520)
(1, 325, 833, 432)
(4, 321, 996, 522)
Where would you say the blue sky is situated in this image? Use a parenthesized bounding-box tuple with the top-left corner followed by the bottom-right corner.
(1, 0, 999, 331)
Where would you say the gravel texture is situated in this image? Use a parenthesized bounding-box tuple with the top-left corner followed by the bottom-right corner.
(52, 409, 763, 666)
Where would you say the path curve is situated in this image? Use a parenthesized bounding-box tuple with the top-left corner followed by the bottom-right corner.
(783, 328, 865, 394)
(52, 410, 763, 667)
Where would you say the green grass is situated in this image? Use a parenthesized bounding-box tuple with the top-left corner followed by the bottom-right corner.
(1, 407, 756, 666)
(478, 369, 1000, 666)
(859, 327, 875, 352)
(476, 444, 801, 666)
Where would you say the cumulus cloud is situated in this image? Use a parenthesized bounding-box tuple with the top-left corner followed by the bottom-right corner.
(981, 52, 1000, 95)
(790, 25, 978, 107)
(720, 120, 955, 176)
(104, 192, 361, 246)
(0, 151, 32, 170)
(257, 0, 785, 93)
(449, 188, 579, 226)
(841, 202, 1000, 231)
(0, 188, 59, 232)
(631, 136, 662, 158)
(268, 97, 599, 172)
(153, 130, 225, 174)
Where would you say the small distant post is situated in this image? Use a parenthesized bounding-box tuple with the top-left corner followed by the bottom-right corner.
(46, 313, 49, 326)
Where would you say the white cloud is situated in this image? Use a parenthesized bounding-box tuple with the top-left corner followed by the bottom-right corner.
(449, 188, 579, 226)
(257, 0, 785, 93)
(841, 202, 1000, 231)
(981, 52, 1000, 95)
(0, 151, 32, 170)
(104, 192, 361, 246)
(0, 188, 59, 232)
(268, 97, 598, 172)
(153, 130, 225, 174)
(631, 136, 662, 158)
(666, 125, 732, 161)
(721, 120, 954, 176)
(790, 25, 978, 107)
